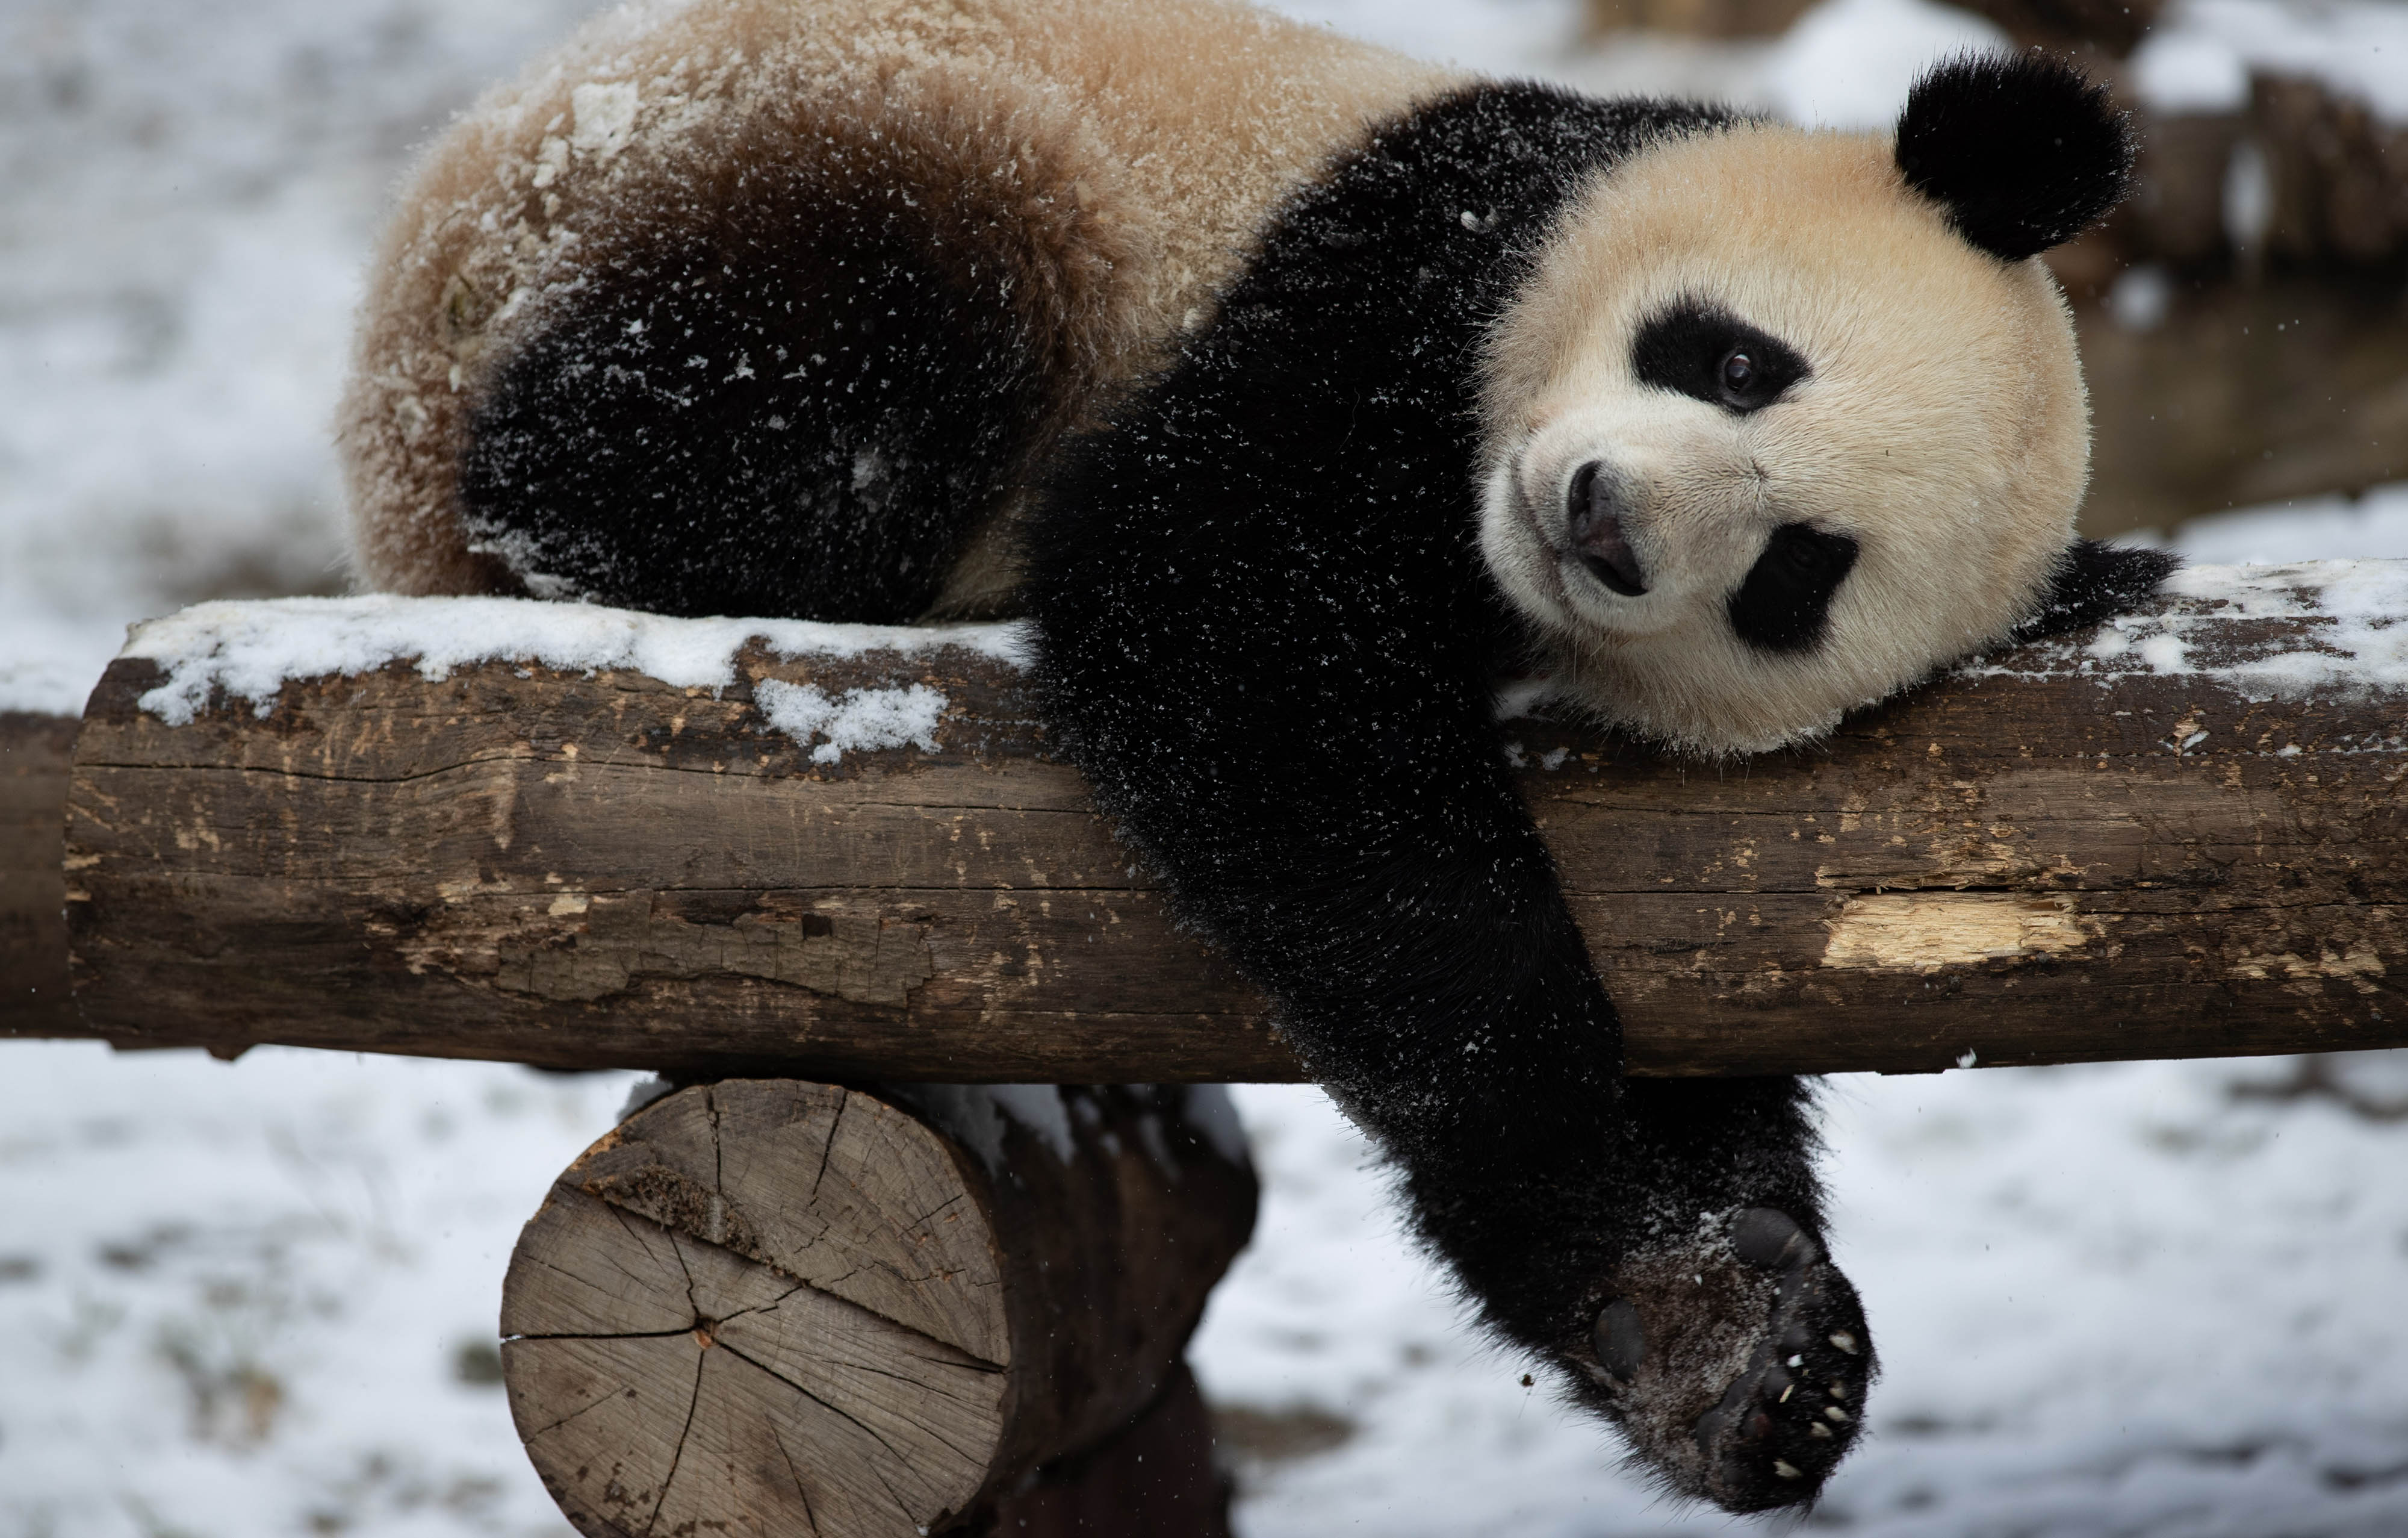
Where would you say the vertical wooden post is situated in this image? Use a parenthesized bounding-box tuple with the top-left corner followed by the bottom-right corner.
(500, 1079, 1255, 1537)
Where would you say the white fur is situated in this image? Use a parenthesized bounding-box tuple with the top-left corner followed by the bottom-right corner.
(1480, 123, 2090, 755)
(346, 1, 2098, 759)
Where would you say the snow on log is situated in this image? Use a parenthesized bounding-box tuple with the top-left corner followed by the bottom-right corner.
(16, 562, 2408, 1077)
(501, 1078, 1253, 1538)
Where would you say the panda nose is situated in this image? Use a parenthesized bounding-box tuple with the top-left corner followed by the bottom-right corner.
(1567, 461, 1648, 597)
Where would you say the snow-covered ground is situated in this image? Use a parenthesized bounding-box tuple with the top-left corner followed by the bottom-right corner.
(0, 0, 615, 715)
(7, 1047, 2406, 1538)
(1199, 1057, 2408, 1538)
(4, 1, 2406, 1535)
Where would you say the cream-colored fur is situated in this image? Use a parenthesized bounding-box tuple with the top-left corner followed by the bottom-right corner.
(339, 0, 1454, 600)
(344, 2, 2099, 756)
(1479, 125, 2090, 754)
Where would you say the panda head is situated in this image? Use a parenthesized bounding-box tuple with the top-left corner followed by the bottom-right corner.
(1479, 55, 2175, 755)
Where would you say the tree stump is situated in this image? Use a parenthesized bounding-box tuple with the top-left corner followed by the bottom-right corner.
(501, 1078, 1255, 1538)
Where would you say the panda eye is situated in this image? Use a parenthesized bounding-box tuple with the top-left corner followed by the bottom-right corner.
(1631, 300, 1810, 416)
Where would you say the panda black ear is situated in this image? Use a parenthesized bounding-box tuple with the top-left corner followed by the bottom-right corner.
(2010, 539, 2182, 643)
(1894, 54, 2133, 261)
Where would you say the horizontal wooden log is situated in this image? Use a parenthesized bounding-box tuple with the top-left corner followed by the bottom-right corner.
(503, 1079, 1251, 1537)
(21, 566, 2408, 1077)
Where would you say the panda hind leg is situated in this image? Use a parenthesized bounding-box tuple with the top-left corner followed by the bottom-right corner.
(455, 152, 1060, 624)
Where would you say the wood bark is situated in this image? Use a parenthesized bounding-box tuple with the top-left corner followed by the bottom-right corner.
(0, 712, 75, 1033)
(22, 568, 2408, 1077)
(500, 1078, 1252, 1538)
(977, 1364, 1230, 1538)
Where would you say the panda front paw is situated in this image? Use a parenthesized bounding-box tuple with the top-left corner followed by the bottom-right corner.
(1580, 1207, 1873, 1513)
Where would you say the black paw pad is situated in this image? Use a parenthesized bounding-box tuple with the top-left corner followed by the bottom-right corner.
(1730, 1206, 1819, 1271)
(1593, 1298, 1646, 1383)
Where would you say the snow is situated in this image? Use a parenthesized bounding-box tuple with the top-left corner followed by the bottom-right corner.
(1271, 0, 1586, 74)
(890, 1085, 1084, 1169)
(2109, 264, 2178, 332)
(752, 679, 951, 764)
(2131, 24, 2257, 116)
(1194, 1062, 2408, 1537)
(6, 1, 2408, 1535)
(0, 0, 624, 718)
(2225, 135, 2276, 248)
(1961, 558, 2408, 704)
(2149, 561, 2408, 699)
(0, 1042, 644, 1538)
(117, 593, 1022, 726)
(2132, 0, 2408, 125)
(566, 78, 641, 158)
(2173, 484, 2408, 567)
(1758, 0, 2011, 129)
(10, 1045, 2406, 1538)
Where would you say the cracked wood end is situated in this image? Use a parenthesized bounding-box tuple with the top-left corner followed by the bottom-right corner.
(16, 565, 2408, 1076)
(500, 1079, 1255, 1538)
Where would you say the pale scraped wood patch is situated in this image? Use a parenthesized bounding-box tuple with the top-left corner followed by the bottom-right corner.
(1822, 894, 2089, 970)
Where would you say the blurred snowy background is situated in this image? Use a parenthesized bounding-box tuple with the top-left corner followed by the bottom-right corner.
(3, 0, 2406, 1534)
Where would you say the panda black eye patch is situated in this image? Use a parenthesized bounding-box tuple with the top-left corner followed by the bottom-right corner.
(1631, 300, 1810, 414)
(1728, 522, 1860, 653)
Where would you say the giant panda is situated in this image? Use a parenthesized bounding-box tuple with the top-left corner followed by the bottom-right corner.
(340, 0, 2176, 1513)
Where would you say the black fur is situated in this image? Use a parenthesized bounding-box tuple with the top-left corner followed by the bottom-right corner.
(2011, 538, 2183, 643)
(1894, 53, 2133, 261)
(450, 63, 2165, 1515)
(1026, 85, 1859, 1512)
(1729, 524, 1861, 653)
(1631, 298, 1811, 415)
(459, 146, 1050, 622)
